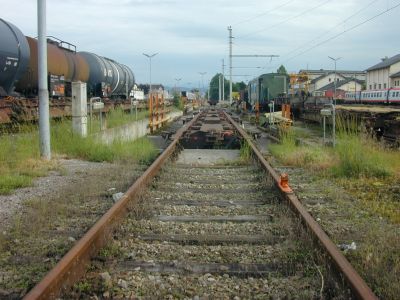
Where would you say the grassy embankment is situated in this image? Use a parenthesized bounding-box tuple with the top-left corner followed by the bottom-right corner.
(0, 108, 158, 195)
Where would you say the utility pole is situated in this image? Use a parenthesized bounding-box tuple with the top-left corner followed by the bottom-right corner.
(219, 74, 222, 102)
(227, 25, 278, 104)
(328, 56, 341, 105)
(208, 80, 210, 103)
(328, 56, 341, 147)
(228, 26, 233, 104)
(174, 78, 181, 94)
(38, 0, 51, 160)
(199, 72, 206, 98)
(143, 53, 158, 95)
(222, 59, 225, 102)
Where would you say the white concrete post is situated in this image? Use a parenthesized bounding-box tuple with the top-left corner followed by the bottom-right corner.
(72, 81, 88, 137)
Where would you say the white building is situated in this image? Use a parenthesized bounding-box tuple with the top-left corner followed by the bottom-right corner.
(130, 84, 145, 100)
(315, 78, 364, 98)
(309, 72, 347, 93)
(366, 54, 400, 90)
(299, 69, 366, 81)
(390, 71, 400, 88)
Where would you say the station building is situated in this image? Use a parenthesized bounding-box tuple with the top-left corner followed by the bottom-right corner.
(366, 54, 400, 90)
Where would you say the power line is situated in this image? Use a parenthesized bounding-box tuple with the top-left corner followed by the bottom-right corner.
(233, 0, 297, 26)
(282, 0, 380, 58)
(266, 2, 400, 70)
(238, 0, 332, 39)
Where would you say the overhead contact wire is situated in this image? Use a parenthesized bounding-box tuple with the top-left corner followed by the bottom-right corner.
(233, 0, 297, 26)
(282, 2, 400, 64)
(238, 0, 332, 39)
(282, 0, 380, 58)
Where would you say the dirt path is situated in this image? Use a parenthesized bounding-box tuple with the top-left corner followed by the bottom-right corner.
(0, 158, 147, 299)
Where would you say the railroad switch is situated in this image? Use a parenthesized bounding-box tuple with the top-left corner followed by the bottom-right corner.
(279, 173, 293, 193)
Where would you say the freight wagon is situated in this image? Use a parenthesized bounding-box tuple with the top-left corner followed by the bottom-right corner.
(0, 18, 134, 99)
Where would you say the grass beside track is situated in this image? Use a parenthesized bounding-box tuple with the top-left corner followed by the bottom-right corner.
(267, 121, 400, 300)
(0, 116, 158, 195)
(90, 107, 149, 133)
(268, 127, 400, 223)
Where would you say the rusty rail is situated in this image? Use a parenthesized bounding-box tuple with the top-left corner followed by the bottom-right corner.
(223, 111, 378, 300)
(23, 113, 201, 300)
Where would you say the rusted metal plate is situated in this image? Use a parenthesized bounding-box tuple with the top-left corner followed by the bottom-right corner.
(223, 111, 378, 300)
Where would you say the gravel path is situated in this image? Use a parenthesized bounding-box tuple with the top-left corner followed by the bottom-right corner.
(0, 159, 116, 230)
(0, 158, 147, 299)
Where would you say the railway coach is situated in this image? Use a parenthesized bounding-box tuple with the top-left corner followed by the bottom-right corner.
(344, 88, 400, 104)
(247, 73, 289, 111)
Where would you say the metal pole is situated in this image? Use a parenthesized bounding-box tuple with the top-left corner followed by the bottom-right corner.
(334, 61, 336, 105)
(208, 81, 210, 103)
(328, 56, 340, 147)
(149, 57, 152, 93)
(228, 26, 233, 104)
(222, 59, 225, 102)
(328, 56, 341, 105)
(90, 98, 93, 133)
(199, 72, 206, 99)
(143, 53, 158, 96)
(323, 116, 326, 144)
(332, 104, 336, 147)
(125, 69, 129, 99)
(219, 74, 221, 102)
(38, 0, 51, 160)
(175, 78, 181, 95)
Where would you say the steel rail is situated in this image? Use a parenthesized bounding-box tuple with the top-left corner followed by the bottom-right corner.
(23, 113, 201, 300)
(223, 111, 378, 300)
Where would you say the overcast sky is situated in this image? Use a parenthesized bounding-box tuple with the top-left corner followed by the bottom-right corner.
(1, 0, 399, 89)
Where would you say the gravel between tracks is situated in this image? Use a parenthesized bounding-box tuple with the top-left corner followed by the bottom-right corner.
(65, 158, 349, 299)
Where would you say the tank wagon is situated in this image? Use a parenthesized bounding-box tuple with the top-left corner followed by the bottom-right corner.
(248, 73, 289, 111)
(0, 18, 134, 99)
(0, 18, 30, 96)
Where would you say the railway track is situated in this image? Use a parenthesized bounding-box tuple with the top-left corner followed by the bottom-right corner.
(24, 109, 377, 299)
(70, 161, 340, 299)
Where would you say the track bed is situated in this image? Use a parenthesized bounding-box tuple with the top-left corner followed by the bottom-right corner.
(65, 152, 336, 299)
